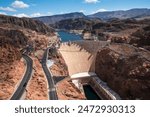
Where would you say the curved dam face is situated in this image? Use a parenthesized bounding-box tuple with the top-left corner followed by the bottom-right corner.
(58, 40, 109, 76)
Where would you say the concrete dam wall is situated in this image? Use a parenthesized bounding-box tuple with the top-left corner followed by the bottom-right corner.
(58, 40, 109, 76)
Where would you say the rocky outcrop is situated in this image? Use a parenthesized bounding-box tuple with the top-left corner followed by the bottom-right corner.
(0, 15, 54, 34)
(0, 60, 25, 100)
(0, 28, 28, 48)
(0, 15, 56, 51)
(0, 45, 21, 64)
(0, 15, 56, 100)
(49, 49, 69, 77)
(56, 78, 86, 100)
(91, 19, 140, 42)
(95, 44, 150, 99)
(129, 25, 150, 50)
(25, 57, 48, 100)
(54, 18, 101, 30)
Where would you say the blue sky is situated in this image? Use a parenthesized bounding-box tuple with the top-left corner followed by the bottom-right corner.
(0, 0, 150, 17)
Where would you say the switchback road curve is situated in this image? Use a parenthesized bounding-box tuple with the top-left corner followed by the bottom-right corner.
(10, 54, 33, 100)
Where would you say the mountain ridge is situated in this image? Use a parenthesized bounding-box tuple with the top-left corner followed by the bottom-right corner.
(89, 8, 150, 20)
(34, 12, 87, 24)
(34, 8, 150, 25)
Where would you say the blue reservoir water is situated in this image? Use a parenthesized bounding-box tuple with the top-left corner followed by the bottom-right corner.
(58, 31, 82, 42)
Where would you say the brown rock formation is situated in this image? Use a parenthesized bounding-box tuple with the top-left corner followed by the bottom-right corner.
(0, 60, 25, 100)
(0, 15, 54, 34)
(56, 78, 86, 100)
(129, 25, 150, 50)
(25, 57, 48, 100)
(95, 44, 150, 99)
(0, 15, 56, 100)
(0, 34, 25, 99)
(49, 49, 69, 77)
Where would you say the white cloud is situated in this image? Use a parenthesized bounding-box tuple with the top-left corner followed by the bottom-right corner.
(30, 13, 43, 17)
(0, 7, 16, 12)
(13, 13, 29, 17)
(96, 9, 107, 12)
(14, 12, 48, 18)
(80, 10, 86, 13)
(0, 12, 7, 15)
(85, 0, 100, 3)
(92, 9, 107, 14)
(13, 11, 53, 18)
(30, 12, 53, 17)
(11, 0, 29, 9)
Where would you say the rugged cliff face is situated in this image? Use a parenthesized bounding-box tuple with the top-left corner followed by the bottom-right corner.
(91, 19, 141, 42)
(129, 25, 150, 50)
(0, 15, 54, 34)
(0, 15, 55, 62)
(54, 18, 101, 30)
(95, 44, 150, 99)
(90, 18, 150, 51)
(0, 28, 28, 47)
(0, 35, 25, 99)
(0, 15, 55, 99)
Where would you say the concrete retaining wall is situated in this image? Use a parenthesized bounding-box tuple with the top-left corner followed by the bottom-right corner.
(91, 77, 121, 100)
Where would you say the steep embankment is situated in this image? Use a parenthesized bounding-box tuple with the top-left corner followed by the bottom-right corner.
(95, 44, 150, 99)
(0, 15, 56, 100)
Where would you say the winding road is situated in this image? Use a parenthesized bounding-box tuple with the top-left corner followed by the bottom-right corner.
(41, 48, 58, 100)
(10, 54, 33, 100)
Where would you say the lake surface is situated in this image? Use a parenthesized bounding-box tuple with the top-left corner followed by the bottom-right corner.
(58, 31, 82, 42)
(83, 85, 101, 100)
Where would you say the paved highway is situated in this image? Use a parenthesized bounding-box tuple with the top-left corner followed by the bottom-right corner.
(10, 54, 33, 100)
(41, 48, 58, 100)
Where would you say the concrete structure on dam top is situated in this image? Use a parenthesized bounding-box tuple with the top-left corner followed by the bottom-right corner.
(58, 40, 109, 76)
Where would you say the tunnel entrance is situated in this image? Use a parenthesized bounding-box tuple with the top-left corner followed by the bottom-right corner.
(83, 85, 101, 100)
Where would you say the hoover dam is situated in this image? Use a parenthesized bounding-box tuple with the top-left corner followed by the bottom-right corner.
(58, 40, 121, 100)
(59, 40, 109, 76)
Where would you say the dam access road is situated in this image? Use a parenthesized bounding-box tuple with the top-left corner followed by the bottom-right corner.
(41, 47, 58, 100)
(10, 54, 33, 100)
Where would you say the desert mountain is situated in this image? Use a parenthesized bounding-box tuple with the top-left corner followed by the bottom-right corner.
(89, 8, 150, 20)
(34, 12, 87, 24)
(35, 8, 150, 26)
